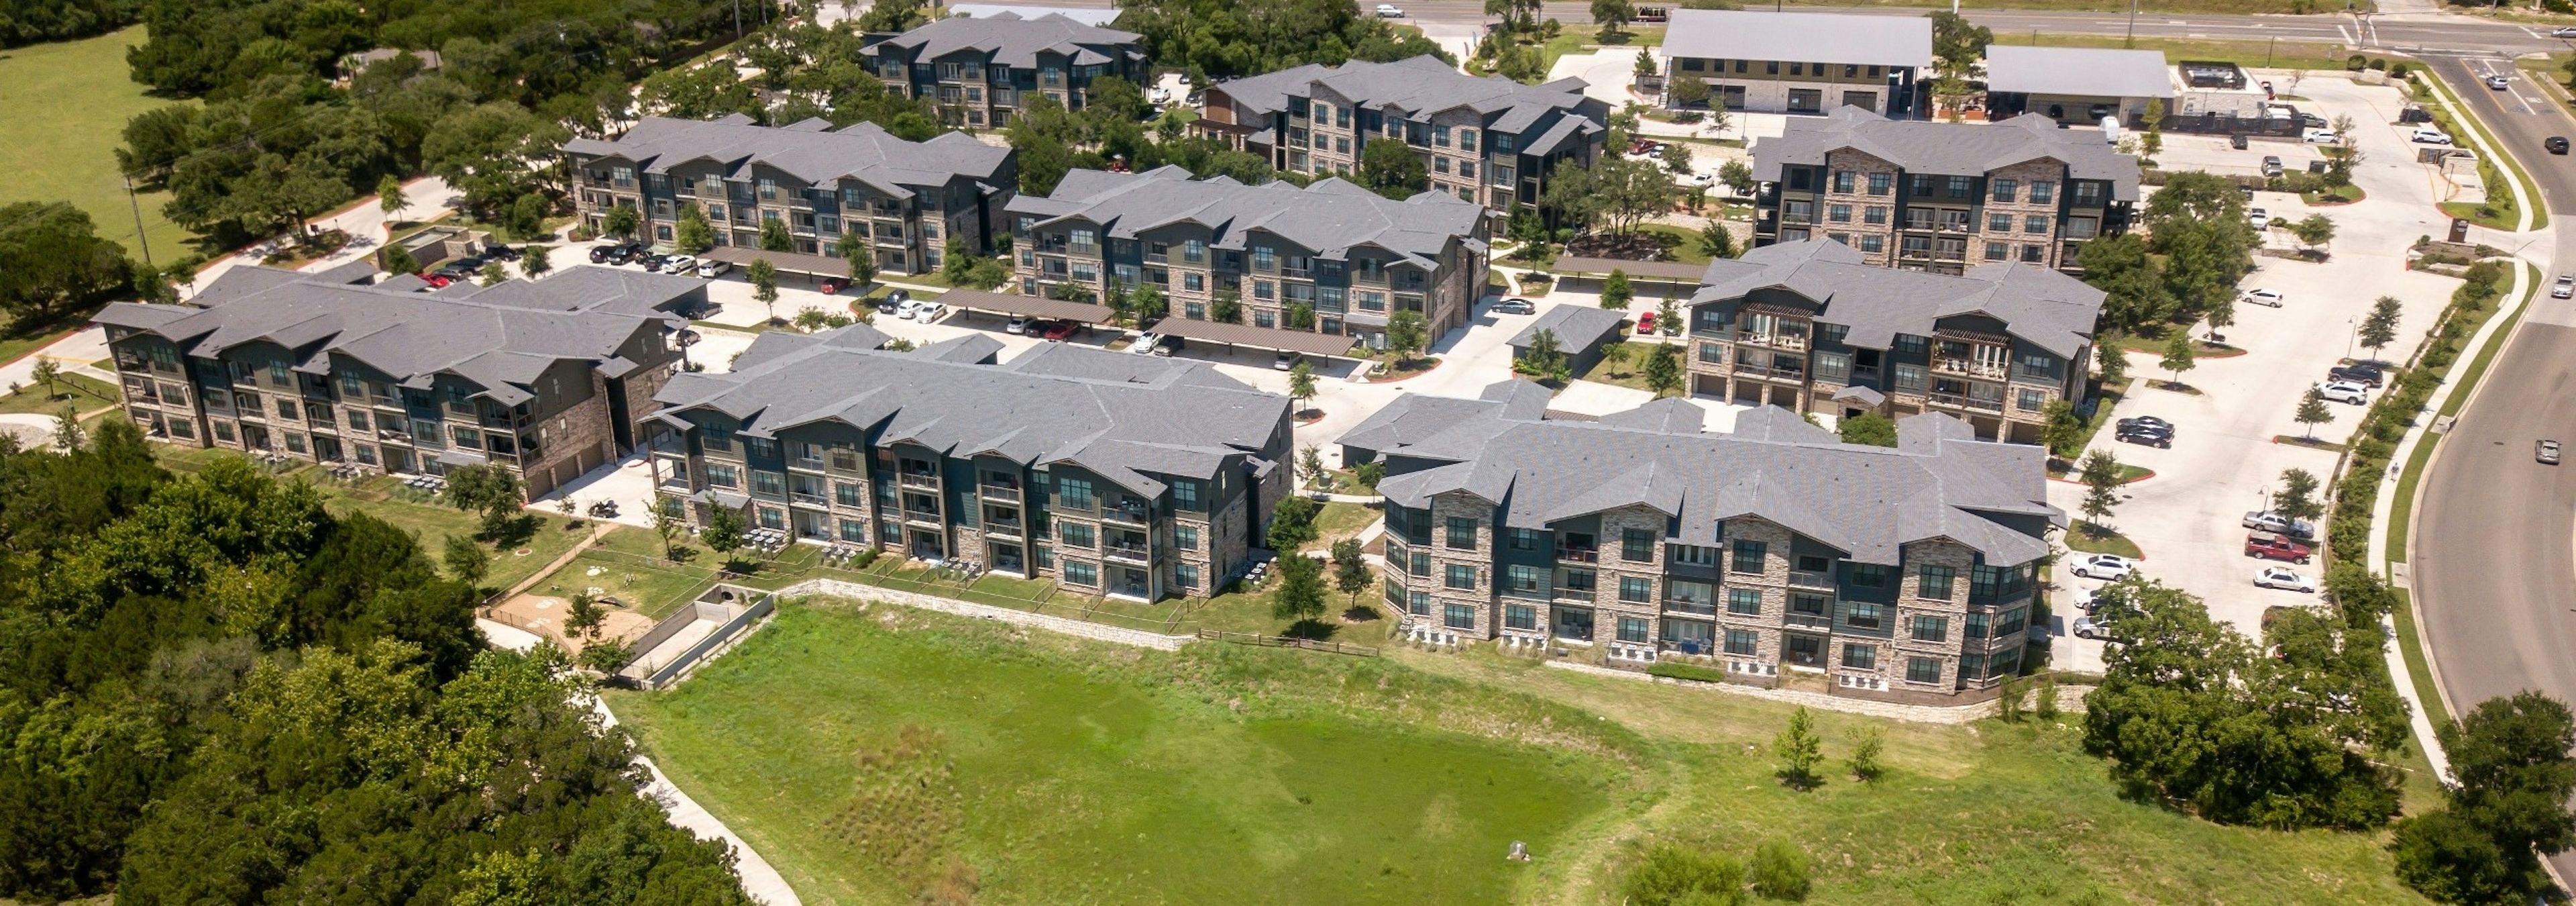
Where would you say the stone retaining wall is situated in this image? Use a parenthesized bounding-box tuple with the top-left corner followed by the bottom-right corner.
(776, 578, 1195, 650)
(1547, 661, 2094, 725)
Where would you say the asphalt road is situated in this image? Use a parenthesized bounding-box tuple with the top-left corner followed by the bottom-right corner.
(2410, 52, 2576, 880)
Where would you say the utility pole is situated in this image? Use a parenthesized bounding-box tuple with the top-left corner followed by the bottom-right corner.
(122, 174, 152, 266)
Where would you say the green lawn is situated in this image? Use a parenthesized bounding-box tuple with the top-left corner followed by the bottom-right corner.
(0, 26, 203, 260)
(612, 601, 2438, 905)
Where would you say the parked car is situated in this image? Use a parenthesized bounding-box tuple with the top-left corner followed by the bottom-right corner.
(909, 301, 947, 323)
(2115, 421, 2173, 448)
(2555, 274, 2573, 299)
(1040, 320, 1080, 342)
(2242, 510, 2318, 540)
(2302, 128, 2341, 144)
(2487, 74, 2512, 90)
(2318, 381, 2370, 405)
(2541, 439, 2563, 465)
(2255, 566, 2319, 593)
(2409, 127, 2452, 145)
(1375, 3, 1404, 15)
(2239, 287, 2285, 307)
(2071, 554, 2136, 581)
(2244, 531, 2315, 564)
(2328, 362, 2384, 387)
(1491, 297, 1536, 315)
(1274, 350, 1299, 371)
(1635, 311, 1657, 334)
(2551, 136, 2571, 155)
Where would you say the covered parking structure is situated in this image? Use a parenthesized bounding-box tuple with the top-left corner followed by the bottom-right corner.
(1147, 317, 1361, 362)
(932, 289, 1115, 325)
(1550, 256, 1707, 297)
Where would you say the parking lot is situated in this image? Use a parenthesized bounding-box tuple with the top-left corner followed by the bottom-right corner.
(2049, 72, 2471, 670)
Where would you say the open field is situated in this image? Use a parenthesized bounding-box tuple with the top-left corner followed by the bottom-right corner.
(0, 26, 201, 261)
(612, 601, 2438, 905)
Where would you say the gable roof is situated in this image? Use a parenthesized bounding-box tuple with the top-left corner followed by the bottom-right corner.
(1360, 383, 2058, 565)
(1211, 55, 1607, 136)
(1662, 9, 1933, 69)
(1004, 166, 1486, 266)
(1688, 238, 2104, 358)
(1752, 107, 2139, 201)
(867, 11, 1142, 70)
(564, 116, 1012, 201)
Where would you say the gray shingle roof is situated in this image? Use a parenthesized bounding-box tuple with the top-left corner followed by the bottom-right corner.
(652, 327, 1286, 496)
(1983, 45, 2174, 99)
(868, 11, 1141, 70)
(1004, 166, 1486, 267)
(1212, 55, 1605, 136)
(97, 264, 697, 404)
(1662, 9, 1933, 68)
(1360, 381, 2057, 564)
(1752, 107, 2141, 201)
(563, 116, 1011, 201)
(1688, 239, 2103, 358)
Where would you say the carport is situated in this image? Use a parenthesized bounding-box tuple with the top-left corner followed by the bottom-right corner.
(1550, 256, 1707, 296)
(1148, 317, 1361, 360)
(934, 289, 1115, 325)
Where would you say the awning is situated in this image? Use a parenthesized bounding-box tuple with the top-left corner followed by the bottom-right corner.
(934, 289, 1115, 324)
(1150, 317, 1361, 358)
(1552, 256, 1708, 283)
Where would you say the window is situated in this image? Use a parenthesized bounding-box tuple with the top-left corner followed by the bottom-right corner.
(1842, 644, 1876, 670)
(1991, 179, 2017, 203)
(1175, 564, 1199, 590)
(1725, 630, 1759, 656)
(1918, 565, 1956, 599)
(1620, 577, 1653, 603)
(1444, 564, 1476, 590)
(1846, 602, 1882, 630)
(1907, 657, 1942, 684)
(1729, 539, 1766, 573)
(1174, 525, 1198, 550)
(1506, 603, 1538, 630)
(1617, 617, 1650, 643)
(1444, 605, 1475, 629)
(1065, 561, 1098, 586)
(1966, 611, 1990, 639)
(1727, 588, 1762, 615)
(1621, 528, 1655, 561)
(1446, 516, 1477, 549)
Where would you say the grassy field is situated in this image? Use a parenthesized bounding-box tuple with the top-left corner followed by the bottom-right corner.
(0, 26, 201, 260)
(611, 601, 2438, 905)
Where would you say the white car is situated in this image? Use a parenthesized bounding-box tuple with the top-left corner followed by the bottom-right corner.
(2254, 566, 2318, 593)
(2553, 274, 2573, 299)
(2409, 127, 2452, 145)
(1005, 315, 1032, 334)
(2239, 288, 2285, 307)
(1375, 3, 1405, 15)
(909, 301, 947, 323)
(2303, 128, 2341, 144)
(695, 258, 731, 278)
(2071, 554, 2136, 581)
(2318, 381, 2370, 405)
(663, 254, 698, 276)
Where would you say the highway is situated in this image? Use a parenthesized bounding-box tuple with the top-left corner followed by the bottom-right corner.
(2411, 52, 2576, 881)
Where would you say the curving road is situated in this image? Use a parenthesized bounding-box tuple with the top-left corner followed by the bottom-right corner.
(2411, 53, 2576, 880)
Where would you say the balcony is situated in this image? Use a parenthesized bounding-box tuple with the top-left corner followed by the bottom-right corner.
(1929, 393, 2006, 413)
(1104, 542, 1150, 564)
(980, 482, 1023, 501)
(1788, 570, 1835, 590)
(1933, 358, 2008, 381)
(1556, 547, 1599, 564)
(898, 471, 940, 489)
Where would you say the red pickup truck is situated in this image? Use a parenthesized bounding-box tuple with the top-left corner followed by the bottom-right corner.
(2244, 531, 2314, 564)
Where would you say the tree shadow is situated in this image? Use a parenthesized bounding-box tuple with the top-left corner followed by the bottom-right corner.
(1282, 619, 1338, 641)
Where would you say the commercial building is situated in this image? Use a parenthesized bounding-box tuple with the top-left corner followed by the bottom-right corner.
(861, 11, 1149, 128)
(1750, 107, 2139, 273)
(1982, 45, 2174, 127)
(1343, 385, 2059, 700)
(645, 329, 1293, 601)
(1005, 165, 1491, 341)
(1680, 238, 2102, 444)
(563, 115, 1017, 276)
(1659, 10, 1931, 117)
(95, 262, 705, 497)
(1191, 54, 1608, 211)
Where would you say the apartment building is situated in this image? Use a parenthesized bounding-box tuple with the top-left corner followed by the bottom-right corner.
(93, 262, 705, 497)
(1342, 385, 2059, 701)
(861, 11, 1148, 128)
(1660, 10, 1930, 117)
(1005, 166, 1491, 340)
(1191, 54, 1608, 211)
(645, 328, 1293, 601)
(563, 115, 1016, 276)
(1680, 239, 2102, 445)
(1751, 108, 2139, 273)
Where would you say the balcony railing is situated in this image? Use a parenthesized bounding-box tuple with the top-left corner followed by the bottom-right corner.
(1929, 393, 2006, 413)
(980, 482, 1022, 501)
(1556, 547, 1599, 564)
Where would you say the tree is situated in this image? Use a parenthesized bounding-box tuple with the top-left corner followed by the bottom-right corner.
(1210, 289, 1244, 324)
(1699, 219, 1735, 260)
(1287, 360, 1318, 414)
(1271, 551, 1329, 625)
(1359, 140, 1428, 199)
(845, 240, 878, 289)
(2275, 468, 2324, 523)
(603, 205, 641, 240)
(377, 174, 407, 217)
(2359, 295, 2402, 360)
(1603, 269, 1633, 309)
(1838, 410, 1897, 447)
(1387, 309, 1428, 364)
(2078, 450, 2125, 532)
(1643, 342, 1682, 396)
(1776, 706, 1823, 790)
(2292, 213, 2337, 253)
(2394, 692, 2576, 905)
(2159, 333, 2196, 387)
(1331, 538, 1371, 607)
(748, 258, 780, 321)
(701, 505, 746, 562)
(521, 244, 551, 278)
(674, 205, 716, 254)
(1750, 838, 1813, 899)
(2294, 386, 2334, 440)
(1593, 0, 1635, 34)
(1267, 495, 1320, 552)
(29, 358, 60, 401)
(1515, 328, 1570, 382)
(759, 217, 794, 252)
(1621, 846, 1746, 906)
(1719, 159, 1754, 197)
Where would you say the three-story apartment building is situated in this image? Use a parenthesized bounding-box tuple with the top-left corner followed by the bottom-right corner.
(1343, 386, 2059, 701)
(564, 115, 1016, 276)
(1191, 54, 1608, 211)
(1660, 10, 1931, 117)
(1751, 108, 2138, 273)
(861, 12, 1148, 128)
(94, 262, 705, 497)
(1005, 166, 1490, 340)
(1680, 238, 2102, 444)
(645, 328, 1293, 601)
